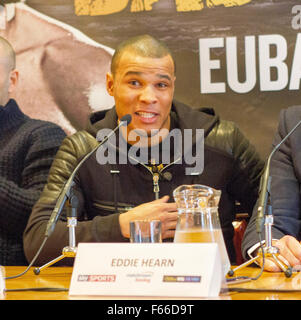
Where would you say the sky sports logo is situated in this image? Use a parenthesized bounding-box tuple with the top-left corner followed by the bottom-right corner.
(77, 274, 116, 282)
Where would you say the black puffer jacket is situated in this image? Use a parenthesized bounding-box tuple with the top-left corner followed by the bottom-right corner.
(23, 101, 264, 265)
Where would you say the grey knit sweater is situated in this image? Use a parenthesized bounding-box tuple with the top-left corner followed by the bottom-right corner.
(0, 99, 66, 265)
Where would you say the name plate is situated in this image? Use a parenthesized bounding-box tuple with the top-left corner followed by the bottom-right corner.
(69, 242, 223, 298)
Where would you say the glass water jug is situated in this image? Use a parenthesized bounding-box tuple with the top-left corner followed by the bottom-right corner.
(173, 184, 230, 276)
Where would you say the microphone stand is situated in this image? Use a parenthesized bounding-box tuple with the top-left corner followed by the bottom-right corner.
(32, 115, 131, 275)
(228, 119, 301, 279)
(33, 183, 78, 275)
(228, 186, 293, 278)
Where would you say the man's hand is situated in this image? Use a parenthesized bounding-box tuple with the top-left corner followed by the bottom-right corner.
(259, 235, 301, 272)
(119, 195, 178, 239)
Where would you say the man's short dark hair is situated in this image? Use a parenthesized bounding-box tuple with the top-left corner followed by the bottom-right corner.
(111, 34, 175, 75)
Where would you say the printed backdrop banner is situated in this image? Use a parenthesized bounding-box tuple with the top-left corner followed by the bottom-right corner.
(1, 0, 300, 157)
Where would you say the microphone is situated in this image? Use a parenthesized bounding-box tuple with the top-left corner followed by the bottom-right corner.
(117, 114, 132, 127)
(256, 118, 301, 234)
(45, 114, 132, 238)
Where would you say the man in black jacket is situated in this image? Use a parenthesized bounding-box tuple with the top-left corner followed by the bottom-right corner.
(24, 35, 264, 266)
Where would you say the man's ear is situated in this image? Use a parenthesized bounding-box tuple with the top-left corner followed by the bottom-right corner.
(8, 69, 19, 94)
(106, 72, 114, 96)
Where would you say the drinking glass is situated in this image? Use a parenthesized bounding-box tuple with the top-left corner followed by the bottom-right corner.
(130, 220, 162, 243)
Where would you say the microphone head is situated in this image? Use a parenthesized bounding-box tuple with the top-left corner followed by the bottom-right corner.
(120, 114, 132, 126)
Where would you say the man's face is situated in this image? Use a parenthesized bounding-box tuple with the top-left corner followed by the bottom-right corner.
(106, 51, 176, 144)
(0, 62, 12, 106)
(0, 53, 18, 107)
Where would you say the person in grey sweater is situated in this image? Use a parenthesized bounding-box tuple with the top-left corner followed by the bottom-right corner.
(0, 36, 66, 265)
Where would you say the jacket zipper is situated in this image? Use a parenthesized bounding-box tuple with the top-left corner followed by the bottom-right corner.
(152, 172, 160, 199)
(128, 154, 182, 200)
(108, 139, 182, 200)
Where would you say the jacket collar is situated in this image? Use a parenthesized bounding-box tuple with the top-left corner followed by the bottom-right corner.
(86, 107, 117, 137)
(171, 100, 219, 137)
(0, 99, 26, 133)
